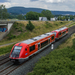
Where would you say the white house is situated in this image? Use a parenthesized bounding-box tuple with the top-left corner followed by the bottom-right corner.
(50, 17, 57, 21)
(39, 17, 47, 21)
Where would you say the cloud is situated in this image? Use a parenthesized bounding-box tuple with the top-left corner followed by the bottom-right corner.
(30, 0, 39, 1)
(40, 0, 65, 3)
(30, 0, 65, 3)
(0, 0, 75, 12)
(0, 0, 10, 3)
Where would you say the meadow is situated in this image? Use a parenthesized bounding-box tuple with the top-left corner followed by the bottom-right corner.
(0, 21, 72, 45)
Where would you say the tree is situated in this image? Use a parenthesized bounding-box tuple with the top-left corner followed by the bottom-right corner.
(26, 11, 39, 20)
(0, 5, 9, 19)
(17, 14, 25, 20)
(70, 15, 74, 20)
(26, 20, 35, 31)
(41, 10, 53, 20)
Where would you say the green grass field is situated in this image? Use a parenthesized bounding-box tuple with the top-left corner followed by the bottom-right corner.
(0, 21, 72, 45)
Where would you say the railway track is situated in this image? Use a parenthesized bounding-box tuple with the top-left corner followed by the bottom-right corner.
(0, 58, 9, 66)
(0, 53, 9, 61)
(0, 53, 9, 66)
(0, 54, 37, 75)
(0, 25, 75, 75)
(0, 59, 23, 75)
(0, 44, 51, 75)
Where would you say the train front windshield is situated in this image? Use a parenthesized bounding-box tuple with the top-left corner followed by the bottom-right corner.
(10, 46, 22, 58)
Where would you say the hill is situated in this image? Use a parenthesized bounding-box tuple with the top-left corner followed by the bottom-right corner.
(7, 7, 75, 15)
(0, 21, 71, 46)
(7, 7, 45, 15)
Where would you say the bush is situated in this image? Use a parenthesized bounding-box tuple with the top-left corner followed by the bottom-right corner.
(18, 27, 23, 32)
(8, 34, 16, 40)
(26, 20, 35, 31)
(60, 21, 64, 24)
(72, 38, 75, 49)
(27, 38, 75, 75)
(54, 23, 58, 26)
(13, 22, 19, 29)
(45, 21, 52, 28)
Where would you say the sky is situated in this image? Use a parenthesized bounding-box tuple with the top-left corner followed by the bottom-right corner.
(0, 0, 75, 12)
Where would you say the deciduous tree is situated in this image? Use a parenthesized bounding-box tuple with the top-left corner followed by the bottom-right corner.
(0, 5, 9, 19)
(41, 10, 53, 20)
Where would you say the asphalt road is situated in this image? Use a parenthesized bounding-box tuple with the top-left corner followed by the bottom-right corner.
(8, 26, 75, 75)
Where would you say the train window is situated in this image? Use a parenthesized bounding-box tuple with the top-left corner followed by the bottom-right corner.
(59, 32, 61, 35)
(12, 46, 22, 54)
(62, 31, 66, 35)
(30, 45, 35, 52)
(51, 36, 54, 40)
(41, 40, 48, 48)
(67, 29, 68, 31)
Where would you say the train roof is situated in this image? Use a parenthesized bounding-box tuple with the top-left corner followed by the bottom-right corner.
(21, 39, 35, 44)
(21, 32, 54, 44)
(44, 32, 54, 35)
(32, 32, 54, 41)
(31, 34, 48, 41)
(54, 27, 68, 32)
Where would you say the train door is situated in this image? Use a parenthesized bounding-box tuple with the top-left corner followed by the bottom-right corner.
(51, 34, 55, 43)
(58, 31, 62, 38)
(48, 38, 50, 43)
(38, 43, 40, 50)
(24, 46, 29, 57)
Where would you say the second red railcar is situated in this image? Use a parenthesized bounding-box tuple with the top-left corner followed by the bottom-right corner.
(51, 27, 68, 39)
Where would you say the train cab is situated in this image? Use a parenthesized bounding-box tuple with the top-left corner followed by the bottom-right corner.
(9, 43, 29, 62)
(51, 30, 62, 39)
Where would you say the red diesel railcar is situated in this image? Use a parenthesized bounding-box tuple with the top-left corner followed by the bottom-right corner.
(9, 32, 55, 62)
(51, 27, 68, 39)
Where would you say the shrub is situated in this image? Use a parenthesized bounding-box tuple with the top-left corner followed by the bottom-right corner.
(72, 38, 75, 49)
(8, 34, 16, 40)
(45, 21, 52, 28)
(18, 27, 23, 32)
(13, 22, 19, 29)
(54, 22, 58, 26)
(26, 20, 35, 31)
(60, 21, 64, 24)
(27, 38, 75, 75)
